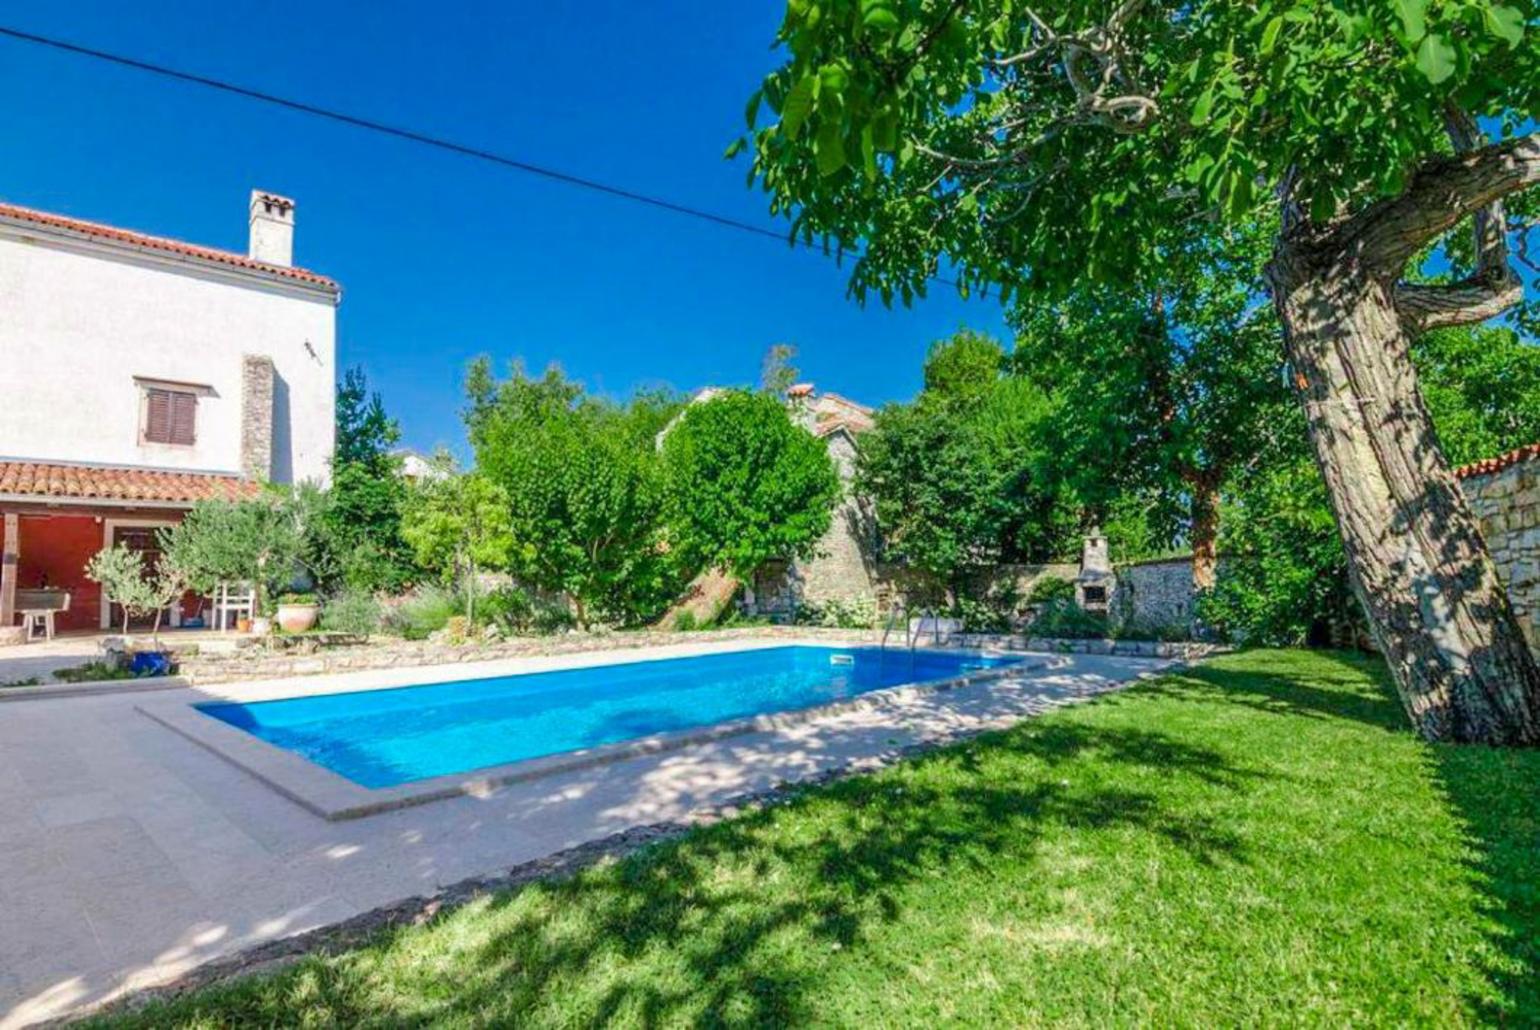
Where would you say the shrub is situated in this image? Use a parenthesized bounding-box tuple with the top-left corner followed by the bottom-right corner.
(531, 602, 576, 636)
(713, 609, 773, 629)
(277, 592, 318, 605)
(672, 611, 699, 632)
(54, 660, 135, 683)
(954, 582, 1023, 633)
(955, 596, 1010, 634)
(1026, 576, 1076, 605)
(793, 595, 879, 629)
(383, 586, 458, 640)
(1028, 599, 1108, 640)
(477, 585, 533, 630)
(320, 591, 382, 637)
(476, 585, 574, 636)
(1112, 618, 1192, 643)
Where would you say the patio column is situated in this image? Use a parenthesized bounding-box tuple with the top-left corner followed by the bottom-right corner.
(0, 511, 18, 641)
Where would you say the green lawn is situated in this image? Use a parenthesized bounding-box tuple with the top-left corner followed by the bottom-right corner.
(101, 650, 1538, 1027)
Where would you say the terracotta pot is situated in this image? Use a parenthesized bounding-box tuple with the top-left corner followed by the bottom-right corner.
(276, 604, 319, 634)
(236, 617, 252, 633)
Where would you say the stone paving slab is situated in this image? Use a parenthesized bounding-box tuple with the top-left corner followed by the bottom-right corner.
(0, 642, 1172, 1027)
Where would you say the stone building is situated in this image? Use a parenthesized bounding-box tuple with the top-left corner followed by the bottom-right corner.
(746, 385, 878, 614)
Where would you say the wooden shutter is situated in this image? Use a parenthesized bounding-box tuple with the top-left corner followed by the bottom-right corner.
(144, 388, 196, 445)
(169, 390, 197, 445)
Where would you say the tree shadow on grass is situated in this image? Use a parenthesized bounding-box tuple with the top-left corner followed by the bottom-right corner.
(1432, 743, 1540, 1024)
(1147, 648, 1409, 731)
(172, 720, 1262, 1027)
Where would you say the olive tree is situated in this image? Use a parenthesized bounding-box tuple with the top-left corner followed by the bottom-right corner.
(86, 545, 187, 643)
(740, 0, 1540, 744)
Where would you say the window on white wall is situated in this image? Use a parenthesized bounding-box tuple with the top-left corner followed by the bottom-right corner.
(139, 384, 199, 446)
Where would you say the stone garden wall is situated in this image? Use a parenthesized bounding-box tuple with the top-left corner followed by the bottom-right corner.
(1110, 558, 1207, 635)
(179, 626, 886, 685)
(1457, 449, 1540, 651)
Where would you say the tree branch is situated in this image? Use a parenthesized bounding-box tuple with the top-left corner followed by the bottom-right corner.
(1444, 105, 1511, 282)
(1389, 115, 1527, 331)
(1396, 276, 1524, 331)
(990, 2, 1158, 133)
(1350, 133, 1540, 275)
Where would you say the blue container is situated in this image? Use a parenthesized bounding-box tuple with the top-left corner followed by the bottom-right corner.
(130, 651, 173, 677)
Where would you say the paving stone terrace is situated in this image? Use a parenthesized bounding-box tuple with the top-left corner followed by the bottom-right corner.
(0, 638, 1173, 1027)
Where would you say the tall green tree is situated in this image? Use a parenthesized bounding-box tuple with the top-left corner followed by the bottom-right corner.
(466, 359, 678, 628)
(1012, 221, 1291, 590)
(742, 0, 1540, 743)
(857, 332, 1074, 601)
(1414, 324, 1540, 465)
(319, 367, 412, 592)
(661, 390, 840, 579)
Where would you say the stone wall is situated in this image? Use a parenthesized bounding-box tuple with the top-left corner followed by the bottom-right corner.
(1111, 558, 1204, 634)
(1458, 456, 1540, 650)
(796, 432, 879, 605)
(179, 626, 886, 684)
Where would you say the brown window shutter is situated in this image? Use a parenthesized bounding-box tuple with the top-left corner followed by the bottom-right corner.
(144, 388, 196, 445)
(145, 389, 172, 443)
(170, 391, 197, 445)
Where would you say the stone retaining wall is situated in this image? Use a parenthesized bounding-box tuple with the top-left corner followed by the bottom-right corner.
(179, 627, 884, 684)
(1459, 457, 1540, 650)
(177, 625, 1205, 686)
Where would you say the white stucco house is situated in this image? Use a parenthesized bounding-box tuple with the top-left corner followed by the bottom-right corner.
(0, 190, 340, 634)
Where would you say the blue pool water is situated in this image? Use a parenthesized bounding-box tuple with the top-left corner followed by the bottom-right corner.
(197, 646, 1019, 788)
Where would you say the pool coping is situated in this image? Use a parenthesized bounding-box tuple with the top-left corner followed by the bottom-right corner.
(135, 637, 1056, 821)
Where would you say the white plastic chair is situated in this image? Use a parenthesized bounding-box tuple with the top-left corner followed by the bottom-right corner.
(210, 583, 256, 631)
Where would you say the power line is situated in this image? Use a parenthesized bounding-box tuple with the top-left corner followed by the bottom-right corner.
(0, 23, 961, 290)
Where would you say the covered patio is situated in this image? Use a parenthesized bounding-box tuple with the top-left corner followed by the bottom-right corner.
(0, 461, 261, 645)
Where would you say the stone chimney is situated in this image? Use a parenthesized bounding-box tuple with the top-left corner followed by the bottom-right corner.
(248, 190, 295, 267)
(787, 382, 816, 431)
(1076, 526, 1114, 611)
(241, 355, 275, 481)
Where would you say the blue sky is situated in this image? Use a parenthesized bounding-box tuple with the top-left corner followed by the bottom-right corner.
(0, 2, 1007, 453)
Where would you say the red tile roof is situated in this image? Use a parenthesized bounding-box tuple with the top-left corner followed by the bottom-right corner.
(811, 393, 876, 438)
(1454, 443, 1540, 480)
(0, 461, 262, 505)
(0, 201, 339, 292)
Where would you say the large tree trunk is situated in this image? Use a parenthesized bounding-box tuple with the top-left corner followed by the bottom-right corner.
(1187, 472, 1220, 592)
(1267, 236, 1540, 745)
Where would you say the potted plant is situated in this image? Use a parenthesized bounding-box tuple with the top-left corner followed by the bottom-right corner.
(275, 591, 320, 633)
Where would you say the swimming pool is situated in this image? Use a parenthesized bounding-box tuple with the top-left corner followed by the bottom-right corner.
(196, 645, 1021, 788)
